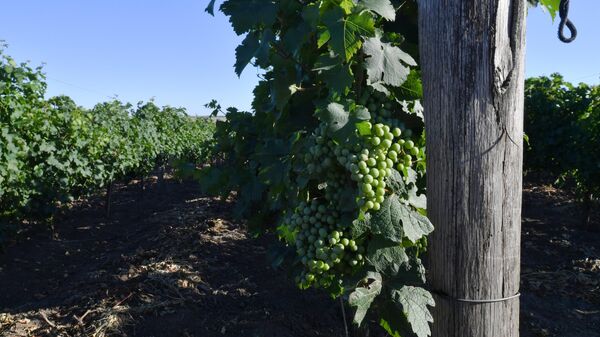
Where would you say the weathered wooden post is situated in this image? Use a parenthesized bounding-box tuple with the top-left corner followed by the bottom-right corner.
(418, 1, 526, 336)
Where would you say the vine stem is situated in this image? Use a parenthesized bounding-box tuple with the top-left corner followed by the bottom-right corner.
(340, 297, 349, 337)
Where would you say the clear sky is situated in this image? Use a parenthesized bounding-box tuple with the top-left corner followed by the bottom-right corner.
(1, 1, 598, 115)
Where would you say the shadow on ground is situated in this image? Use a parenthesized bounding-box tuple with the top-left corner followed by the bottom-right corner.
(0, 178, 345, 337)
(1, 177, 598, 337)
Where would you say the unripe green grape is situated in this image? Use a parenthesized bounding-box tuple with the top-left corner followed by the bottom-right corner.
(370, 168, 379, 178)
(392, 128, 402, 137)
(388, 150, 398, 162)
(381, 139, 392, 149)
(372, 202, 381, 211)
(378, 161, 387, 170)
(376, 195, 384, 203)
(410, 147, 419, 156)
(358, 160, 367, 171)
(350, 260, 358, 266)
(382, 125, 390, 133)
(371, 137, 381, 146)
(365, 200, 374, 209)
(397, 163, 405, 171)
(373, 123, 384, 136)
(405, 140, 415, 149)
(329, 237, 337, 245)
(341, 238, 350, 246)
(376, 187, 385, 196)
(363, 174, 374, 184)
(367, 158, 376, 167)
(384, 132, 394, 141)
(362, 183, 373, 192)
(316, 260, 325, 269)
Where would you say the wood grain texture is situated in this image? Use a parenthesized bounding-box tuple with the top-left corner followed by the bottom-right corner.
(417, 1, 526, 336)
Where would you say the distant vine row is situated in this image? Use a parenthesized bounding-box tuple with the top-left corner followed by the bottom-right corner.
(0, 47, 215, 243)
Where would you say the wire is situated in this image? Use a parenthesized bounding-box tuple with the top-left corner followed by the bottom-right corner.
(45, 76, 116, 99)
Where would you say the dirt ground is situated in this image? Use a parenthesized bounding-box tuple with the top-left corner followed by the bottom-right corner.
(0, 177, 598, 337)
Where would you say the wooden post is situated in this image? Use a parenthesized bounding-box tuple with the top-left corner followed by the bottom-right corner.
(418, 1, 526, 336)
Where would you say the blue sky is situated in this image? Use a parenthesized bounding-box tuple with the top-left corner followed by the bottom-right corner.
(1, 1, 598, 115)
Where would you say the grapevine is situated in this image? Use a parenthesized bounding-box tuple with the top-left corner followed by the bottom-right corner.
(203, 1, 434, 335)
(0, 46, 216, 243)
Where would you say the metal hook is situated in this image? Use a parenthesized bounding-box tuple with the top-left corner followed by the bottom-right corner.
(558, 0, 577, 43)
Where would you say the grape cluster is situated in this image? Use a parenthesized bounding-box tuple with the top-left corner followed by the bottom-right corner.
(289, 94, 425, 289)
(289, 198, 365, 289)
(359, 90, 413, 139)
(343, 122, 421, 212)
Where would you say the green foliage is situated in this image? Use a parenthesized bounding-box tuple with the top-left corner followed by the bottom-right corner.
(0, 47, 215, 242)
(524, 74, 599, 214)
(201, 1, 434, 335)
(528, 0, 561, 20)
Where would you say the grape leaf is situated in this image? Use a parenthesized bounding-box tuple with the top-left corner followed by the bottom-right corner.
(323, 8, 375, 62)
(363, 35, 416, 89)
(386, 169, 407, 195)
(366, 235, 409, 276)
(370, 195, 405, 243)
(351, 212, 371, 238)
(399, 202, 433, 243)
(315, 54, 353, 95)
(407, 185, 427, 210)
(371, 194, 432, 243)
(361, 0, 396, 21)
(391, 286, 435, 337)
(322, 102, 349, 133)
(234, 34, 259, 76)
(205, 0, 216, 16)
(540, 0, 560, 20)
(234, 30, 274, 76)
(348, 271, 382, 326)
(220, 0, 278, 35)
